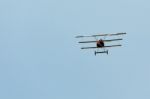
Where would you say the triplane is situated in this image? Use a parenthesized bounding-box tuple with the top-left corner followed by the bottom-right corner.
(75, 32, 126, 55)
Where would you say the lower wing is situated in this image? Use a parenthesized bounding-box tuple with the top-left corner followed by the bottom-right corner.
(81, 45, 122, 49)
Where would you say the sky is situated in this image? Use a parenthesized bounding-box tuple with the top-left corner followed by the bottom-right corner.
(0, 0, 150, 99)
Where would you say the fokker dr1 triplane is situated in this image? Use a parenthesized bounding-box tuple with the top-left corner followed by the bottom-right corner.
(75, 32, 126, 55)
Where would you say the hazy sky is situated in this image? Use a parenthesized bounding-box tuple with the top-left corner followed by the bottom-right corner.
(0, 0, 150, 99)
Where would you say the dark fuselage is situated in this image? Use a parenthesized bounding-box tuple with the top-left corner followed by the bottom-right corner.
(97, 40, 104, 47)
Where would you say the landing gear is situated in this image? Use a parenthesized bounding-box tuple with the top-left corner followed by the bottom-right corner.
(94, 50, 108, 56)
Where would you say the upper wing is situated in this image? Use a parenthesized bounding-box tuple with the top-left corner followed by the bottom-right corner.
(75, 32, 126, 38)
(81, 45, 122, 49)
(92, 32, 126, 37)
(79, 38, 123, 43)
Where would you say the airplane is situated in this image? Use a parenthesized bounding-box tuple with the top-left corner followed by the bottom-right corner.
(75, 32, 126, 55)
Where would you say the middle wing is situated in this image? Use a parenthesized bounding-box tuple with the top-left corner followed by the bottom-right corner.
(79, 38, 123, 43)
(81, 45, 122, 49)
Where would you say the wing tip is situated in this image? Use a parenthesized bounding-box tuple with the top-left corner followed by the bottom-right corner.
(75, 36, 83, 38)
